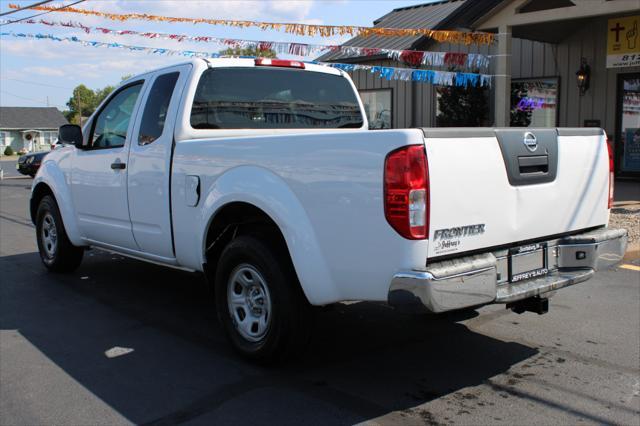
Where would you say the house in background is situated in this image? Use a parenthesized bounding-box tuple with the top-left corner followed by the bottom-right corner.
(320, 0, 639, 177)
(0, 107, 68, 154)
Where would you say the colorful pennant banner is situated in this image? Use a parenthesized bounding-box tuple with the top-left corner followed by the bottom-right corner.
(7, 3, 495, 45)
(0, 31, 491, 87)
(3, 18, 490, 70)
(328, 63, 492, 87)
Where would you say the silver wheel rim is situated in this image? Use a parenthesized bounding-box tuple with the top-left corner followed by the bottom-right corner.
(41, 212, 57, 258)
(227, 264, 272, 343)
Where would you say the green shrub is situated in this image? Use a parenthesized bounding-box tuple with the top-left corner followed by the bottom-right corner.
(3, 146, 13, 156)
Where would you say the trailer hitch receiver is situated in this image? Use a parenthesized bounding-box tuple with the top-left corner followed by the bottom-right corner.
(507, 296, 549, 315)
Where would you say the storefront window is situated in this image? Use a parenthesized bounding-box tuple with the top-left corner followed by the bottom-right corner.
(436, 86, 489, 127)
(511, 78, 559, 127)
(360, 89, 392, 129)
(619, 75, 640, 174)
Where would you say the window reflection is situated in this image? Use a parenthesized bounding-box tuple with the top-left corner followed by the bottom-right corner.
(511, 78, 559, 127)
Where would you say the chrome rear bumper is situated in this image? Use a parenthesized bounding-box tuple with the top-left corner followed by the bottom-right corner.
(388, 227, 627, 313)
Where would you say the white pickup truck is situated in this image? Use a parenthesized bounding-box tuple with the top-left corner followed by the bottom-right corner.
(32, 58, 627, 361)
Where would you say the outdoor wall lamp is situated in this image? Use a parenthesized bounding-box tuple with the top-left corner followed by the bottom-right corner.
(576, 57, 591, 96)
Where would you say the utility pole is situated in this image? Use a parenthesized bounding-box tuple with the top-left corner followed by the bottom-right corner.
(76, 90, 82, 125)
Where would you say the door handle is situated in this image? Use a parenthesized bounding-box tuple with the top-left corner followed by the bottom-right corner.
(111, 162, 126, 170)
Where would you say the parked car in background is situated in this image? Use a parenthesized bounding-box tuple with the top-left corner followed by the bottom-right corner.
(17, 151, 48, 177)
(17, 141, 61, 177)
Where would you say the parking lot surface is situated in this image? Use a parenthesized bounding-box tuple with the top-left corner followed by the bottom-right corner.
(1, 178, 639, 426)
(0, 159, 21, 179)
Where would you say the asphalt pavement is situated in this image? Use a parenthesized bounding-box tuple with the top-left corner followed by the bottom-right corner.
(1, 178, 639, 426)
(0, 159, 22, 179)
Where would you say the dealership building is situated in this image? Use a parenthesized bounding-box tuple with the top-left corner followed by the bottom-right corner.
(320, 0, 640, 177)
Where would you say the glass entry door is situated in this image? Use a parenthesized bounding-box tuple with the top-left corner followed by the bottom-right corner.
(617, 73, 640, 176)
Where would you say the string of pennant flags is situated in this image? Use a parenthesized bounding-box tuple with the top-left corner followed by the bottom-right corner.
(1, 18, 491, 70)
(0, 31, 492, 87)
(7, 3, 496, 45)
(330, 63, 492, 87)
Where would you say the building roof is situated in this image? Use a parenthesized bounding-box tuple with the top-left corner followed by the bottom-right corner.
(468, 0, 639, 43)
(318, 0, 469, 62)
(0, 107, 68, 130)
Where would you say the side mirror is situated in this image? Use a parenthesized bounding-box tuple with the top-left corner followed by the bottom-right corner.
(59, 124, 84, 149)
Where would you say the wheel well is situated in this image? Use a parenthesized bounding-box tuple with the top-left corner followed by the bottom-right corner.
(203, 202, 291, 280)
(30, 183, 54, 225)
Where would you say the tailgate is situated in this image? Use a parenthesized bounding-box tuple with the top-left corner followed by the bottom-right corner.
(423, 128, 610, 258)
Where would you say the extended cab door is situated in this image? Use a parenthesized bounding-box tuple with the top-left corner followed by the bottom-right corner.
(126, 64, 191, 259)
(71, 81, 146, 249)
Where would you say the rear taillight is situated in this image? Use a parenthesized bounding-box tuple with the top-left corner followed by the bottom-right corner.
(384, 145, 429, 239)
(254, 58, 305, 69)
(607, 140, 614, 209)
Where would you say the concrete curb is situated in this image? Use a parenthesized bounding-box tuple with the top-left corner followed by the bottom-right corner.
(624, 243, 640, 261)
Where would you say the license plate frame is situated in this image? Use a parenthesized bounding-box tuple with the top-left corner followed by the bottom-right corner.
(508, 243, 548, 283)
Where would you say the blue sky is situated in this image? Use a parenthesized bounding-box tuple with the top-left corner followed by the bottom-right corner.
(0, 0, 429, 110)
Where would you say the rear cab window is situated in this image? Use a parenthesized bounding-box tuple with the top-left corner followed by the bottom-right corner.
(190, 68, 364, 129)
(138, 72, 180, 145)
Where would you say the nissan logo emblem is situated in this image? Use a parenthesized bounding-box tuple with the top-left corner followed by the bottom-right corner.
(523, 132, 538, 152)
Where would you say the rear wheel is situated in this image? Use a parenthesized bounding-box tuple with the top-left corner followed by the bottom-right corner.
(215, 234, 312, 363)
(36, 195, 83, 272)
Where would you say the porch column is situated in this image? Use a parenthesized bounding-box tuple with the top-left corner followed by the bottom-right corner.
(495, 24, 512, 127)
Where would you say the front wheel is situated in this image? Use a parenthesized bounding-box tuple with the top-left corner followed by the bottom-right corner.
(36, 195, 83, 272)
(215, 234, 312, 363)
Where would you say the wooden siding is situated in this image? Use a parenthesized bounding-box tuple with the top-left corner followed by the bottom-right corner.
(345, 14, 640, 137)
(517, 15, 640, 136)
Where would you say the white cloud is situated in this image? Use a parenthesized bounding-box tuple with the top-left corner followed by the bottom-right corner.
(1, 0, 328, 89)
(1, 35, 181, 81)
(24, 66, 65, 76)
(269, 1, 315, 21)
(69, 57, 177, 79)
(1, 39, 67, 59)
(2, 0, 318, 28)
(87, 0, 318, 23)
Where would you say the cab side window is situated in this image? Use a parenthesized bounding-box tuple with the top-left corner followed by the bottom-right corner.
(91, 83, 143, 149)
(138, 72, 180, 145)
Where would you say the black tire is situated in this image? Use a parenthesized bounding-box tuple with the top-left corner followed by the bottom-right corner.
(36, 195, 83, 273)
(215, 234, 312, 363)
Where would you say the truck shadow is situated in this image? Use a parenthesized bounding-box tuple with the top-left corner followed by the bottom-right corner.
(1, 249, 537, 425)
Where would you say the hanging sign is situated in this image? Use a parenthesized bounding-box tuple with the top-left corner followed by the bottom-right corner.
(607, 15, 640, 68)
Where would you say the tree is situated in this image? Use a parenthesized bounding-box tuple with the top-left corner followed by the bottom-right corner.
(436, 83, 488, 127)
(219, 46, 277, 58)
(64, 83, 115, 124)
(95, 85, 115, 104)
(63, 75, 135, 124)
(65, 85, 94, 124)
